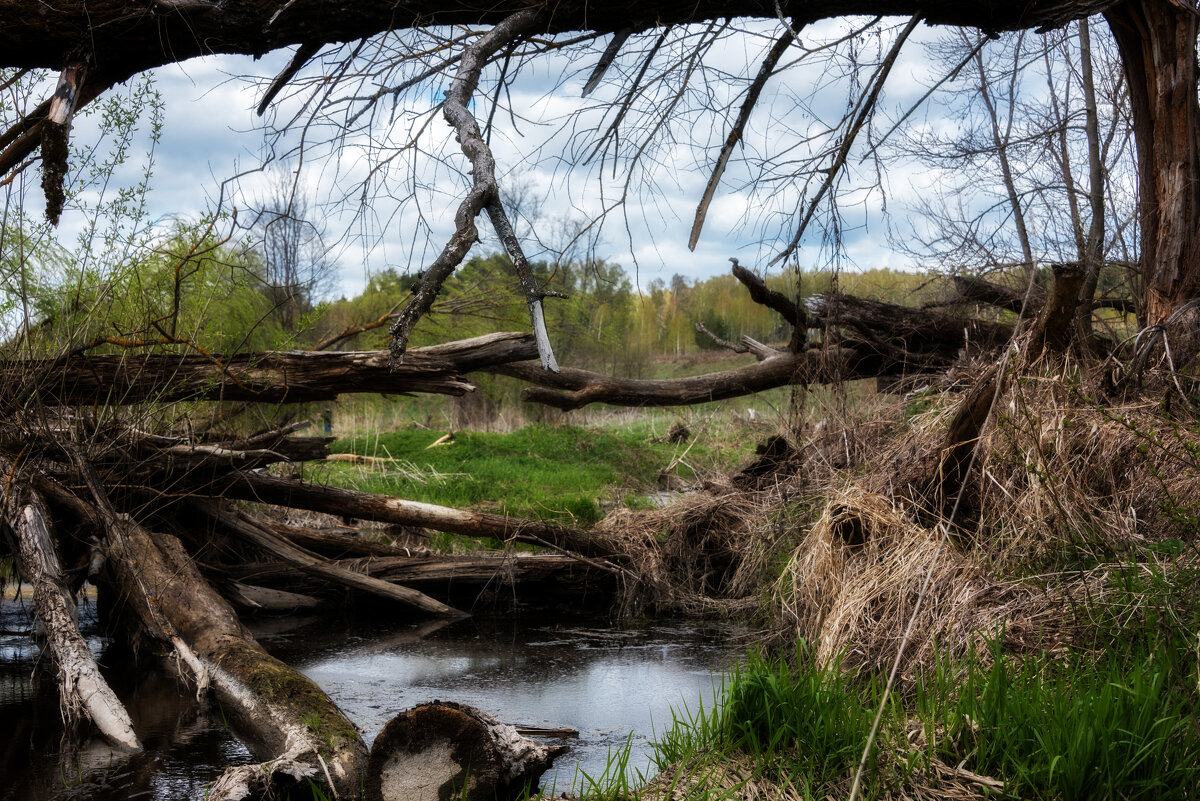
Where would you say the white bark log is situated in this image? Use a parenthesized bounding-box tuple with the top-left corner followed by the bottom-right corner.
(8, 488, 140, 751)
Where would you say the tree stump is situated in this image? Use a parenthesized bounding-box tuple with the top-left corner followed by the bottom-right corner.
(365, 702, 568, 801)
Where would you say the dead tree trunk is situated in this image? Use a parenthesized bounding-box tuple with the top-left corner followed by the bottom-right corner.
(194, 500, 467, 617)
(365, 702, 567, 801)
(3, 473, 140, 752)
(216, 470, 615, 558)
(98, 510, 370, 797)
(1105, 0, 1200, 327)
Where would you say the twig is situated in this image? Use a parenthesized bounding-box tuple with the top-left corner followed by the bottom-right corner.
(770, 16, 920, 267)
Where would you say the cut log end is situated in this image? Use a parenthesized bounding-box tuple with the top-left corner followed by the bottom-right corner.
(365, 702, 568, 801)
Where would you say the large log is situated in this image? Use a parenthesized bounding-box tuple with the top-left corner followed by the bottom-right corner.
(365, 702, 567, 801)
(0, 1, 1113, 76)
(9, 332, 537, 405)
(99, 510, 369, 798)
(3, 476, 140, 752)
(215, 471, 615, 558)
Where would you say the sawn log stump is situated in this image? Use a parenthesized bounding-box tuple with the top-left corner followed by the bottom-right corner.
(365, 702, 568, 801)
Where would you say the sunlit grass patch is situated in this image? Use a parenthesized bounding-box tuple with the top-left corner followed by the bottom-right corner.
(319, 423, 747, 525)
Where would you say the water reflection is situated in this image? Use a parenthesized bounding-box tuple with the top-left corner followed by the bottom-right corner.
(263, 615, 740, 790)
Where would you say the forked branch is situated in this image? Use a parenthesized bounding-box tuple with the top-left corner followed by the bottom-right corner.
(390, 10, 561, 371)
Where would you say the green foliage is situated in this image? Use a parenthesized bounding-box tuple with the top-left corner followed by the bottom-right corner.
(647, 621, 1200, 801)
(916, 640, 1200, 800)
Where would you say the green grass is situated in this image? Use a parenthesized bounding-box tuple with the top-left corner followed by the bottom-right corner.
(916, 640, 1200, 800)
(636, 627, 1200, 801)
(319, 423, 749, 525)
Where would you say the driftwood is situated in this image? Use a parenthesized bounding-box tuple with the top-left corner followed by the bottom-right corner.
(2, 473, 140, 751)
(224, 581, 324, 613)
(195, 501, 465, 617)
(365, 702, 567, 801)
(216, 471, 614, 558)
(99, 508, 370, 798)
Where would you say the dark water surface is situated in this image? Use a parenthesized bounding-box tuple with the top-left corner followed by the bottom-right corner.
(1, 591, 742, 799)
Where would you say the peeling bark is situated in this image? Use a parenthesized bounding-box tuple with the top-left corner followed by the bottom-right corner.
(2, 474, 140, 752)
(1105, 0, 1200, 326)
(99, 511, 369, 797)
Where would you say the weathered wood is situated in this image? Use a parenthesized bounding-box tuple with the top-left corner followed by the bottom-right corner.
(100, 510, 370, 798)
(1026, 263, 1086, 358)
(491, 347, 843, 410)
(806, 293, 1014, 355)
(216, 471, 614, 557)
(194, 501, 466, 617)
(0, 1, 1113, 76)
(1105, 0, 1200, 327)
(365, 701, 567, 801)
(220, 554, 607, 603)
(3, 475, 140, 751)
(260, 519, 417, 558)
(10, 332, 537, 405)
(952, 274, 1043, 316)
(224, 580, 324, 613)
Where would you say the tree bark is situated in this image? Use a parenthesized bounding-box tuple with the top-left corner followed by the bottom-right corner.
(1026, 263, 1086, 359)
(365, 702, 567, 801)
(194, 500, 466, 617)
(3, 477, 140, 752)
(99, 511, 369, 798)
(7, 332, 537, 406)
(1105, 0, 1200, 326)
(0, 2, 1118, 74)
(214, 470, 614, 558)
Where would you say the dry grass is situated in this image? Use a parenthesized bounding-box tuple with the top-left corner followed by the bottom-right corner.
(592, 363, 1200, 680)
(773, 488, 1064, 677)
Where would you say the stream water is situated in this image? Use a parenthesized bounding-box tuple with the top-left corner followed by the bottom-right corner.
(1, 590, 742, 799)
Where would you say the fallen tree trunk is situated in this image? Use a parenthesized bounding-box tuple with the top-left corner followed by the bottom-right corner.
(489, 345, 896, 410)
(98, 509, 369, 798)
(194, 500, 466, 617)
(3, 475, 140, 752)
(215, 471, 615, 558)
(224, 581, 325, 613)
(222, 553, 605, 591)
(10, 331, 537, 405)
(806, 292, 1015, 355)
(260, 518, 420, 558)
(365, 701, 567, 801)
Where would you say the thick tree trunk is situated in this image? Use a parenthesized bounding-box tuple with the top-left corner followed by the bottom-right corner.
(99, 512, 369, 798)
(1105, 0, 1200, 326)
(365, 702, 567, 801)
(4, 479, 140, 752)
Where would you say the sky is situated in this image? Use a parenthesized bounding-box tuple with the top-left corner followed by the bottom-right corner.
(27, 16, 1115, 301)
